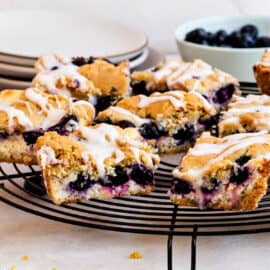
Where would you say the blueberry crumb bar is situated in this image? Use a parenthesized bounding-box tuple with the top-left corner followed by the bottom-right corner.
(35, 124, 160, 204)
(34, 54, 130, 112)
(218, 94, 270, 136)
(169, 132, 270, 210)
(96, 90, 217, 154)
(0, 88, 95, 164)
(131, 59, 240, 109)
(253, 50, 270, 95)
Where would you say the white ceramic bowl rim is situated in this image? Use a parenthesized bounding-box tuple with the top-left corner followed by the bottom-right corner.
(175, 15, 270, 52)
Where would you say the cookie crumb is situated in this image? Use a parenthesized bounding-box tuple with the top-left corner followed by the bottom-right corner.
(51, 267, 57, 270)
(10, 265, 15, 270)
(22, 255, 29, 261)
(129, 251, 143, 259)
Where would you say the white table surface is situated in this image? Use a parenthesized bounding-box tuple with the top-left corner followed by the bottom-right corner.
(1, 202, 270, 270)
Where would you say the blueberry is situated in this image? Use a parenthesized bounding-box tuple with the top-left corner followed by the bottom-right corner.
(199, 114, 219, 129)
(201, 178, 219, 193)
(116, 120, 136, 129)
(185, 28, 208, 44)
(227, 31, 242, 47)
(213, 84, 235, 105)
(95, 96, 113, 113)
(206, 32, 216, 46)
(0, 131, 8, 139)
(139, 122, 166, 139)
(48, 115, 78, 135)
(106, 166, 128, 186)
(71, 57, 87, 66)
(214, 30, 228, 46)
(240, 24, 258, 39)
(131, 81, 149, 96)
(172, 124, 195, 143)
(171, 178, 193, 195)
(51, 66, 59, 71)
(239, 33, 256, 48)
(235, 155, 251, 167)
(23, 130, 44, 145)
(229, 167, 250, 185)
(24, 175, 46, 196)
(69, 173, 92, 191)
(255, 36, 270, 48)
(130, 164, 154, 186)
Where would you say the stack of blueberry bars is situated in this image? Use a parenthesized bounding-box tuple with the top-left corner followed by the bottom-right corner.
(2, 52, 270, 211)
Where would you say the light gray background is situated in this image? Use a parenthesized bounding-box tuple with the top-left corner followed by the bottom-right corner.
(1, 0, 270, 53)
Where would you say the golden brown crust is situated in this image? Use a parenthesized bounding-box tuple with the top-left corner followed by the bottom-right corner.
(78, 59, 130, 97)
(0, 88, 95, 133)
(0, 135, 36, 165)
(253, 51, 270, 95)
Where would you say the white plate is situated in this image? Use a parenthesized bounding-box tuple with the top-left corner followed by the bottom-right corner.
(0, 48, 165, 90)
(0, 48, 150, 79)
(0, 10, 147, 60)
(0, 63, 35, 79)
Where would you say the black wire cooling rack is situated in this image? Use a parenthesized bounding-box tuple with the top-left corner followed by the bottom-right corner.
(0, 83, 268, 270)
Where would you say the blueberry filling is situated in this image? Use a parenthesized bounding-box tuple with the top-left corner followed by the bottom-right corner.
(23, 115, 78, 145)
(130, 164, 154, 186)
(51, 66, 59, 71)
(131, 81, 149, 96)
(0, 131, 8, 139)
(139, 122, 167, 139)
(199, 114, 220, 136)
(229, 167, 250, 185)
(172, 124, 195, 144)
(23, 130, 44, 145)
(171, 178, 193, 195)
(95, 96, 113, 113)
(100, 166, 129, 187)
(48, 115, 78, 135)
(201, 178, 219, 193)
(235, 155, 251, 167)
(116, 120, 136, 129)
(69, 173, 93, 191)
(213, 84, 235, 105)
(71, 56, 96, 66)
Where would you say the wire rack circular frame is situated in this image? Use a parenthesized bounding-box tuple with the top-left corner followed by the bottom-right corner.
(0, 83, 268, 270)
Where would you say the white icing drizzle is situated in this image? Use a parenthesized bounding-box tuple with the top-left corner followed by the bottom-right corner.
(71, 100, 95, 119)
(36, 54, 71, 71)
(70, 125, 131, 177)
(110, 106, 150, 126)
(37, 146, 62, 167)
(221, 95, 270, 130)
(138, 91, 185, 109)
(190, 91, 215, 113)
(0, 103, 33, 133)
(25, 88, 67, 129)
(35, 64, 88, 95)
(186, 132, 269, 178)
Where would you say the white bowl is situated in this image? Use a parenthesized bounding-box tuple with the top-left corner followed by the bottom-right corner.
(175, 16, 270, 82)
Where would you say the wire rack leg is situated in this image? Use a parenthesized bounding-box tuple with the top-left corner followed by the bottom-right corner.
(167, 206, 178, 270)
(191, 225, 198, 270)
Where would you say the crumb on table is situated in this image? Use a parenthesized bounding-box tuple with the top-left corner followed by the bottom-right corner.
(129, 251, 143, 259)
(22, 255, 29, 261)
(10, 265, 15, 270)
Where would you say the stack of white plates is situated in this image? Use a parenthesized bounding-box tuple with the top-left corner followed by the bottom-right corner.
(0, 10, 165, 89)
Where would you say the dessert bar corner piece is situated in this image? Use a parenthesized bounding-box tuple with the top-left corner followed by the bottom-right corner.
(131, 59, 240, 110)
(218, 94, 270, 137)
(169, 132, 270, 211)
(253, 50, 270, 95)
(96, 90, 217, 155)
(33, 54, 130, 112)
(35, 124, 160, 204)
(0, 87, 95, 164)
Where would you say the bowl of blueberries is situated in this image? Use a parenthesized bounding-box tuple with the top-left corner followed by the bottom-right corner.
(175, 16, 270, 82)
